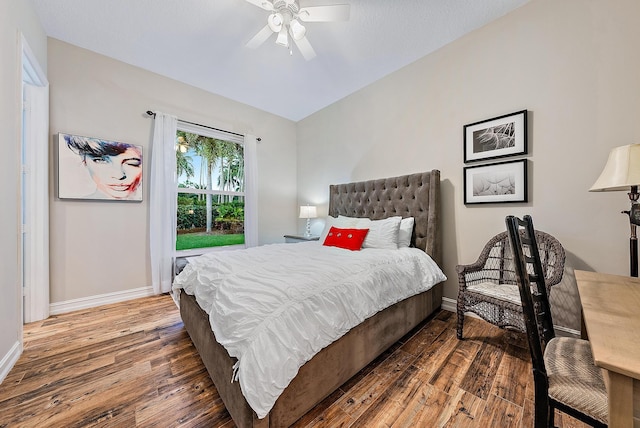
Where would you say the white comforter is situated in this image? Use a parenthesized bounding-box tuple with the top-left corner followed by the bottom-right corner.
(172, 242, 446, 419)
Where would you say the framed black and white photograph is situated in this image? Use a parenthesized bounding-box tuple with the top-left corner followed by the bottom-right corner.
(58, 133, 143, 201)
(463, 110, 527, 163)
(464, 159, 528, 204)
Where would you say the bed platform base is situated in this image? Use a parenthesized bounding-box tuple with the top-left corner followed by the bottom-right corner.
(181, 283, 442, 427)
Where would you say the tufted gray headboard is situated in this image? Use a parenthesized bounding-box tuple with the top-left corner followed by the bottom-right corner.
(327, 170, 441, 266)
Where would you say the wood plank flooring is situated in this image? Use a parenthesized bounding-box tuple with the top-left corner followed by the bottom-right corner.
(0, 295, 589, 427)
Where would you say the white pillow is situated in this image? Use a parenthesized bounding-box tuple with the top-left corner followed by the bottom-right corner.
(337, 215, 365, 228)
(336, 215, 402, 250)
(366, 216, 402, 249)
(398, 217, 415, 248)
(365, 216, 402, 249)
(338, 215, 369, 231)
(320, 216, 358, 243)
(340, 216, 401, 250)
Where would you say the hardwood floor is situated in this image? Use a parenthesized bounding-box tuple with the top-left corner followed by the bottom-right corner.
(0, 295, 589, 428)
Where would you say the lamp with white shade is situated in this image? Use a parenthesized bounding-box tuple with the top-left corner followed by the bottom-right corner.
(299, 205, 317, 237)
(590, 144, 640, 277)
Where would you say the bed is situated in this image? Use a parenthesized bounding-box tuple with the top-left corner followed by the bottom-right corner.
(176, 170, 443, 427)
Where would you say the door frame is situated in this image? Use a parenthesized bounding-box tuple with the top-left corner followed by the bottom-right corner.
(20, 33, 49, 324)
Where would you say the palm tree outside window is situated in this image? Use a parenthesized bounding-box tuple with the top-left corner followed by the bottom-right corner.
(175, 125, 246, 254)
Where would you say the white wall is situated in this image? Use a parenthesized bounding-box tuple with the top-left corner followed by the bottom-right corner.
(48, 39, 297, 304)
(296, 0, 640, 321)
(0, 0, 47, 379)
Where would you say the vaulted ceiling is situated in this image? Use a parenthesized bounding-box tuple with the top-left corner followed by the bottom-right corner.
(31, 0, 530, 121)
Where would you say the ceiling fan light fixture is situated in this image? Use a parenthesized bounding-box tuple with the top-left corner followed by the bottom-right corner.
(275, 27, 289, 47)
(289, 19, 306, 40)
(267, 12, 284, 32)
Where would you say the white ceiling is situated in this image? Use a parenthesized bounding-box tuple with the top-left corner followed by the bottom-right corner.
(31, 0, 529, 122)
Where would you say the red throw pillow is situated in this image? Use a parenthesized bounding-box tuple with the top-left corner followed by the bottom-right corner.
(322, 227, 369, 251)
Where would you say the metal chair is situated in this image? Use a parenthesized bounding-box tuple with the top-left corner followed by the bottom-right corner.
(456, 229, 565, 339)
(506, 215, 607, 428)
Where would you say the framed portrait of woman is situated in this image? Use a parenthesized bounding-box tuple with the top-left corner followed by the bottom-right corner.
(57, 133, 143, 201)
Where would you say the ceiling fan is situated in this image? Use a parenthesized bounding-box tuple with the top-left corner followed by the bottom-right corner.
(245, 0, 350, 60)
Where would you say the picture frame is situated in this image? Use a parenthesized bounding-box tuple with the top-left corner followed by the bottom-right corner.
(464, 159, 528, 205)
(57, 133, 143, 201)
(463, 109, 527, 163)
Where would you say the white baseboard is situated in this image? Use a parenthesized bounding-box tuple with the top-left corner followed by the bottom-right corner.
(441, 296, 457, 313)
(0, 341, 22, 385)
(49, 286, 155, 315)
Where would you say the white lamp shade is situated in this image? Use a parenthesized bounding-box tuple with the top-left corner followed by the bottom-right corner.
(299, 205, 317, 219)
(590, 144, 640, 191)
(275, 27, 289, 46)
(289, 19, 306, 40)
(268, 13, 283, 32)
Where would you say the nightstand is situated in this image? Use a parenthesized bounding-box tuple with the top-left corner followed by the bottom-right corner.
(284, 234, 320, 243)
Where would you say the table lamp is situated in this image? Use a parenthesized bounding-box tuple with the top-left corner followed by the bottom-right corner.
(299, 205, 317, 237)
(590, 144, 640, 277)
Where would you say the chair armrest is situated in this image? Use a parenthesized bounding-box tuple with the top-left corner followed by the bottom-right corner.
(456, 262, 486, 292)
(456, 231, 510, 293)
(456, 261, 487, 275)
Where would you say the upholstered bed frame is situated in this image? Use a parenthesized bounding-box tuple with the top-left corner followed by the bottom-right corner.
(179, 170, 443, 427)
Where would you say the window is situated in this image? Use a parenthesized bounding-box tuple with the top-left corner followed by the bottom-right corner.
(175, 122, 246, 255)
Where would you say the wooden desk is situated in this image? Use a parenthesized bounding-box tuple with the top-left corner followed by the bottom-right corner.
(575, 270, 640, 427)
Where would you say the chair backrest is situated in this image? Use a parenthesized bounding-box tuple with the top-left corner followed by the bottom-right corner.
(506, 215, 556, 371)
(477, 230, 566, 290)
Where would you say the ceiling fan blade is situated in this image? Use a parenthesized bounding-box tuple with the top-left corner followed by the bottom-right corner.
(293, 36, 316, 61)
(298, 5, 350, 22)
(246, 25, 274, 49)
(245, 0, 274, 11)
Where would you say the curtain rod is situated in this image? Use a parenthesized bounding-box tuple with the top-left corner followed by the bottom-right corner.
(146, 110, 261, 142)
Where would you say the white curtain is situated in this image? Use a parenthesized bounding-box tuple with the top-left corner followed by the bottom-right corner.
(244, 134, 259, 248)
(149, 112, 178, 294)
